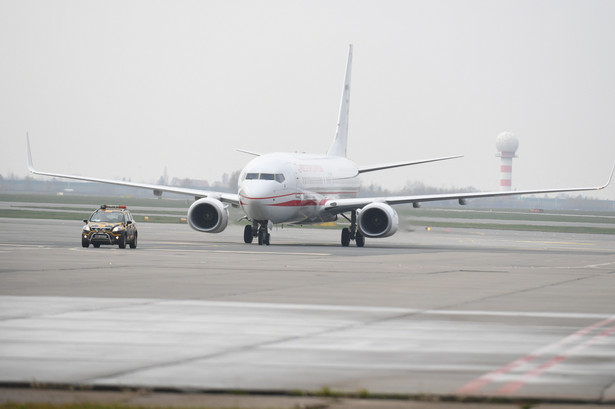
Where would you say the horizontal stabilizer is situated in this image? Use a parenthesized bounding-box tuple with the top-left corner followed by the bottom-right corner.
(358, 155, 463, 173)
(236, 149, 261, 156)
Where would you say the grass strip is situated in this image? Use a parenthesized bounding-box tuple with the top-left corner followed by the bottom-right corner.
(0, 193, 191, 208)
(400, 208, 615, 225)
(409, 219, 615, 235)
(0, 210, 185, 224)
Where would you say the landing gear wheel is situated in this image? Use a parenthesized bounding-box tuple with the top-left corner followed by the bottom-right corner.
(355, 231, 365, 247)
(129, 232, 138, 249)
(264, 232, 270, 246)
(341, 228, 350, 247)
(244, 225, 253, 244)
(118, 233, 126, 249)
(81, 238, 89, 248)
(258, 230, 264, 245)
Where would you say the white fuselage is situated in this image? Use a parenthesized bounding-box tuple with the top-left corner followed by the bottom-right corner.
(238, 152, 360, 224)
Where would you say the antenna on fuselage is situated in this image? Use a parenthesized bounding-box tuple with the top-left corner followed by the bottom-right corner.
(327, 44, 353, 158)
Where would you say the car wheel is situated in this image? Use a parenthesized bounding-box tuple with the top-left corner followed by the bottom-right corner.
(118, 233, 126, 249)
(81, 238, 89, 248)
(129, 232, 137, 249)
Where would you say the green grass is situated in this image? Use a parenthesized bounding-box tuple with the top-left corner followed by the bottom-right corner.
(0, 209, 188, 225)
(408, 219, 615, 235)
(15, 205, 186, 216)
(399, 207, 615, 225)
(0, 193, 192, 224)
(0, 193, 191, 208)
(0, 209, 91, 221)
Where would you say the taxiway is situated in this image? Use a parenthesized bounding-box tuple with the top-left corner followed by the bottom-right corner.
(0, 218, 614, 404)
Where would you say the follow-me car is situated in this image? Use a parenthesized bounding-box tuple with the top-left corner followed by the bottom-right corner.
(82, 205, 137, 249)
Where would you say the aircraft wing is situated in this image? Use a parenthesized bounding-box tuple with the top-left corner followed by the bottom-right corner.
(325, 164, 615, 214)
(236, 149, 261, 156)
(26, 136, 240, 205)
(358, 155, 463, 173)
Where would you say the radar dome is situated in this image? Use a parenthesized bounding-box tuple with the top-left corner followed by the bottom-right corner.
(496, 132, 519, 153)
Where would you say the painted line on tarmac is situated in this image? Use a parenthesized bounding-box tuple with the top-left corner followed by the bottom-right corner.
(516, 240, 594, 246)
(584, 261, 615, 268)
(0, 243, 48, 248)
(212, 250, 331, 256)
(495, 322, 615, 395)
(457, 314, 615, 396)
(122, 247, 331, 256)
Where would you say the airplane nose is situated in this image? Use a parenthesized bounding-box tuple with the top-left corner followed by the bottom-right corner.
(239, 182, 276, 221)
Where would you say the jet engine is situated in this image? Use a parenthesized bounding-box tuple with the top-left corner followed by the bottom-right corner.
(187, 198, 229, 233)
(357, 202, 398, 238)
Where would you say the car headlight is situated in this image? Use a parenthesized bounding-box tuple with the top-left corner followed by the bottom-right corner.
(112, 225, 124, 232)
(83, 225, 91, 232)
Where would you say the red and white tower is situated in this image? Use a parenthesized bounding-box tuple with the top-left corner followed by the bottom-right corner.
(495, 132, 519, 191)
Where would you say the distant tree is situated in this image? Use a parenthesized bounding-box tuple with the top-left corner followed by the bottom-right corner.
(228, 170, 241, 191)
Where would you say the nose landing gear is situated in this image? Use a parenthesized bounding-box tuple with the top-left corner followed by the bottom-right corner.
(243, 221, 270, 246)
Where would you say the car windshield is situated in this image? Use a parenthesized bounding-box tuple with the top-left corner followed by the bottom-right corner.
(91, 211, 124, 223)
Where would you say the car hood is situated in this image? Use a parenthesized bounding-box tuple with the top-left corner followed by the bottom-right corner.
(88, 222, 122, 229)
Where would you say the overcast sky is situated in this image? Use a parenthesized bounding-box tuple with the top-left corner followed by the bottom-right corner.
(1, 0, 614, 199)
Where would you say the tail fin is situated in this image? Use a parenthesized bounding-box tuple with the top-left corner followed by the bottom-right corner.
(327, 44, 353, 157)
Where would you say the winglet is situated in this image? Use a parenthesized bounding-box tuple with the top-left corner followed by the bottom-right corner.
(358, 155, 463, 174)
(597, 162, 615, 190)
(327, 44, 353, 157)
(26, 133, 36, 173)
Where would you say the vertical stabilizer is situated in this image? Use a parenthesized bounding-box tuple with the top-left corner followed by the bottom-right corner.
(327, 44, 353, 157)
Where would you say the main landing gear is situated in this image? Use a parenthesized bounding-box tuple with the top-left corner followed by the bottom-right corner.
(244, 222, 270, 246)
(243, 214, 365, 248)
(340, 210, 364, 247)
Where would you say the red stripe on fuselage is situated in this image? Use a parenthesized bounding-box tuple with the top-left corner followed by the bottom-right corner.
(239, 192, 297, 200)
(241, 192, 357, 199)
(269, 199, 332, 207)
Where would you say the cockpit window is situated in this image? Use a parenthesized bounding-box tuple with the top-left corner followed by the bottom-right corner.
(244, 172, 286, 183)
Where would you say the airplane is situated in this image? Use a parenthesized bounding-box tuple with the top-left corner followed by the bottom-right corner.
(27, 45, 614, 247)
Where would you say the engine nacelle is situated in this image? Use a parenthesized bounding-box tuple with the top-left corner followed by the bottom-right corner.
(187, 198, 229, 233)
(357, 202, 399, 238)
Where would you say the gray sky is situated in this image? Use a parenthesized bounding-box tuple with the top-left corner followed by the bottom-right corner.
(1, 0, 614, 199)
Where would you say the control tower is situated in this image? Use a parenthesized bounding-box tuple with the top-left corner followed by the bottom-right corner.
(495, 132, 519, 191)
